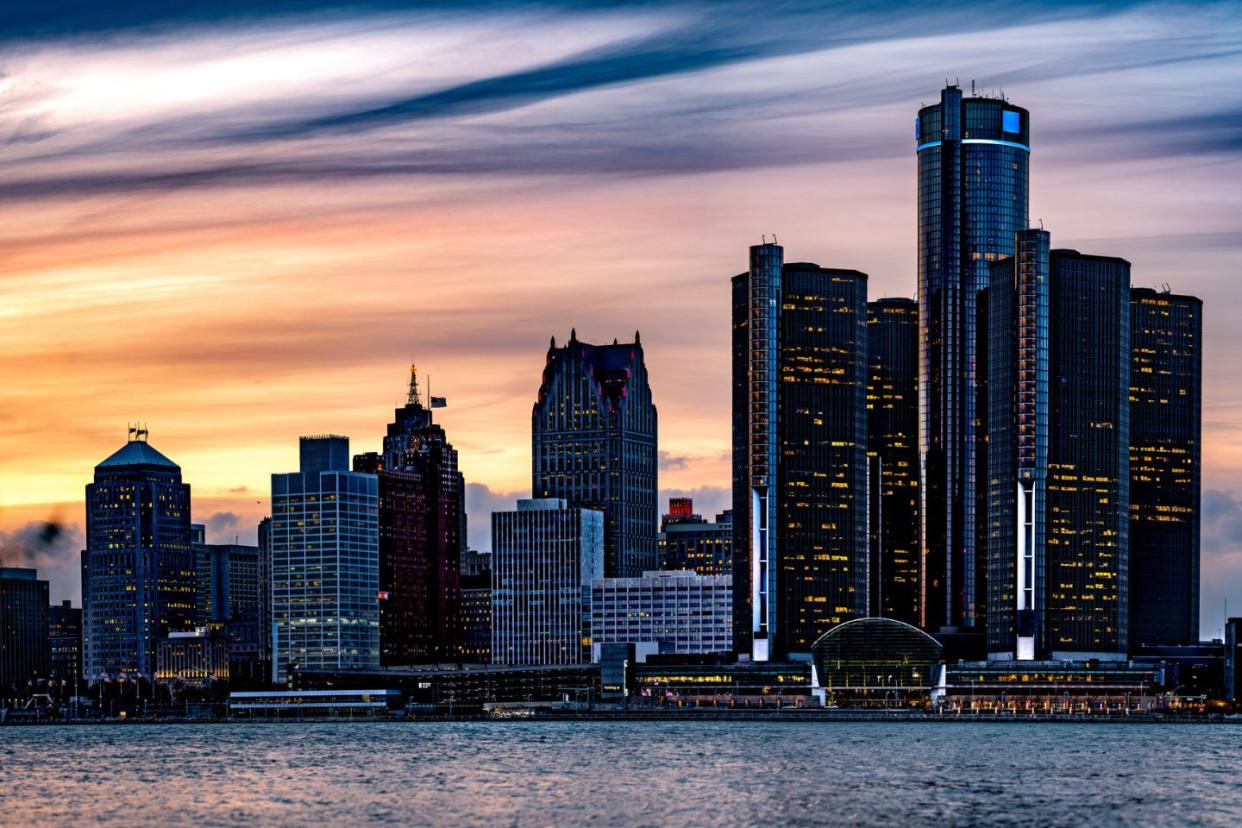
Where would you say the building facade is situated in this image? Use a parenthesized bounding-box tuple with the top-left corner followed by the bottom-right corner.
(0, 568, 49, 694)
(590, 570, 732, 657)
(917, 85, 1030, 632)
(658, 499, 733, 576)
(354, 366, 464, 664)
(460, 549, 492, 663)
(1129, 288, 1201, 649)
(867, 297, 921, 625)
(156, 627, 231, 687)
(82, 437, 197, 681)
(733, 246, 869, 660)
(1045, 249, 1131, 660)
(271, 436, 379, 683)
(532, 331, 657, 578)
(48, 600, 82, 688)
(491, 499, 603, 666)
(192, 526, 262, 625)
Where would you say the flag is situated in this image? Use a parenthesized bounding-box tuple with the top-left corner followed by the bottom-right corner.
(430, 396, 447, 408)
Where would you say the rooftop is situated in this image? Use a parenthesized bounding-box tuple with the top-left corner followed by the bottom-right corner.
(96, 440, 179, 470)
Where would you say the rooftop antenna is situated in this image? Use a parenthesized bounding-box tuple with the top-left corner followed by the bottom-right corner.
(762, 234, 767, 244)
(1038, 218, 1044, 229)
(772, 233, 779, 245)
(407, 363, 420, 406)
(971, 79, 975, 95)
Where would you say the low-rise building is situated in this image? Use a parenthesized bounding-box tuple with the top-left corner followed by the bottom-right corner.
(590, 570, 732, 660)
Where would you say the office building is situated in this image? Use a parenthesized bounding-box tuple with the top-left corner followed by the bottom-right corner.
(917, 84, 1030, 632)
(82, 435, 196, 681)
(733, 246, 869, 660)
(491, 498, 603, 666)
(532, 331, 657, 578)
(156, 627, 231, 687)
(354, 365, 464, 664)
(192, 526, 262, 625)
(460, 549, 492, 663)
(1129, 288, 1202, 649)
(983, 237, 1131, 661)
(867, 297, 921, 625)
(271, 435, 379, 683)
(48, 600, 82, 688)
(1226, 617, 1242, 703)
(257, 516, 273, 677)
(658, 499, 732, 576)
(1, 568, 49, 693)
(590, 570, 732, 659)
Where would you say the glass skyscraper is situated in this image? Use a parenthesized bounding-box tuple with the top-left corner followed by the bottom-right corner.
(733, 246, 869, 660)
(82, 437, 196, 681)
(867, 297, 921, 626)
(532, 331, 657, 578)
(0, 568, 50, 693)
(1045, 249, 1130, 660)
(984, 237, 1130, 661)
(917, 84, 1029, 632)
(271, 435, 379, 683)
(1129, 287, 1201, 649)
(491, 498, 603, 666)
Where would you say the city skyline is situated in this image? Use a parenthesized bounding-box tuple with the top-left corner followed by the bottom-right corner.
(1, 1, 1241, 640)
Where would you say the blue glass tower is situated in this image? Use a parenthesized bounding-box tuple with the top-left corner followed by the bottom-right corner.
(917, 84, 1029, 632)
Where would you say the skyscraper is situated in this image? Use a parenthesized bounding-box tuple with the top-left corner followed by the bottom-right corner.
(532, 330, 657, 578)
(82, 435, 196, 681)
(867, 297, 921, 625)
(984, 237, 1131, 661)
(1129, 287, 1201, 649)
(917, 84, 1030, 632)
(354, 365, 464, 664)
(1046, 249, 1130, 660)
(271, 435, 379, 683)
(984, 229, 1050, 660)
(733, 245, 869, 660)
(0, 568, 49, 694)
(191, 525, 262, 625)
(48, 599, 82, 688)
(491, 498, 603, 666)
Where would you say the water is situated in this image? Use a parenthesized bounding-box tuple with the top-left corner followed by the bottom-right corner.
(2, 721, 1239, 826)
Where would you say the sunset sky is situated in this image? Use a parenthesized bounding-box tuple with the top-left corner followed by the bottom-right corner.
(2, 0, 1240, 635)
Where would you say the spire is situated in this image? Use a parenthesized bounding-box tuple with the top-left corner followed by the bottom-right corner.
(550, 335, 557, 349)
(406, 363, 422, 407)
(634, 330, 641, 345)
(570, 327, 577, 343)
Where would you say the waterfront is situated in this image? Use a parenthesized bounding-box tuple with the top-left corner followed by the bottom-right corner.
(2, 722, 1240, 826)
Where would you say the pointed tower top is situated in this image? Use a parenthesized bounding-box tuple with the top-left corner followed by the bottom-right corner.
(550, 335, 557, 349)
(406, 363, 422, 406)
(634, 330, 641, 345)
(570, 327, 577, 343)
(613, 337, 618, 345)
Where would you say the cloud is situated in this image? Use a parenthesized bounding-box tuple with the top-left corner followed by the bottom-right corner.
(0, 519, 83, 604)
(658, 451, 689, 471)
(1198, 489, 1242, 638)
(659, 485, 731, 521)
(203, 511, 242, 539)
(465, 481, 529, 552)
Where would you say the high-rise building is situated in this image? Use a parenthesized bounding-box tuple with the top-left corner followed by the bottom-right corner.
(257, 516, 273, 677)
(271, 435, 379, 684)
(0, 568, 49, 694)
(917, 85, 1030, 632)
(984, 229, 1051, 660)
(191, 525, 262, 625)
(733, 246, 869, 660)
(82, 435, 196, 681)
(1046, 249, 1131, 660)
(983, 237, 1131, 661)
(867, 297, 921, 625)
(48, 600, 82, 688)
(658, 499, 732, 576)
(354, 365, 464, 664)
(590, 570, 733, 658)
(532, 330, 657, 578)
(1129, 288, 1202, 650)
(491, 498, 603, 666)
(460, 549, 492, 663)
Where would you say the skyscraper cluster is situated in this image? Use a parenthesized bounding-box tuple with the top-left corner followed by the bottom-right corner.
(12, 82, 1203, 704)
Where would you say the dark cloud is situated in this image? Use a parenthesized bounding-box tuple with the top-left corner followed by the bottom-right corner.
(1198, 489, 1242, 638)
(203, 511, 242, 539)
(464, 481, 529, 552)
(0, 520, 83, 604)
